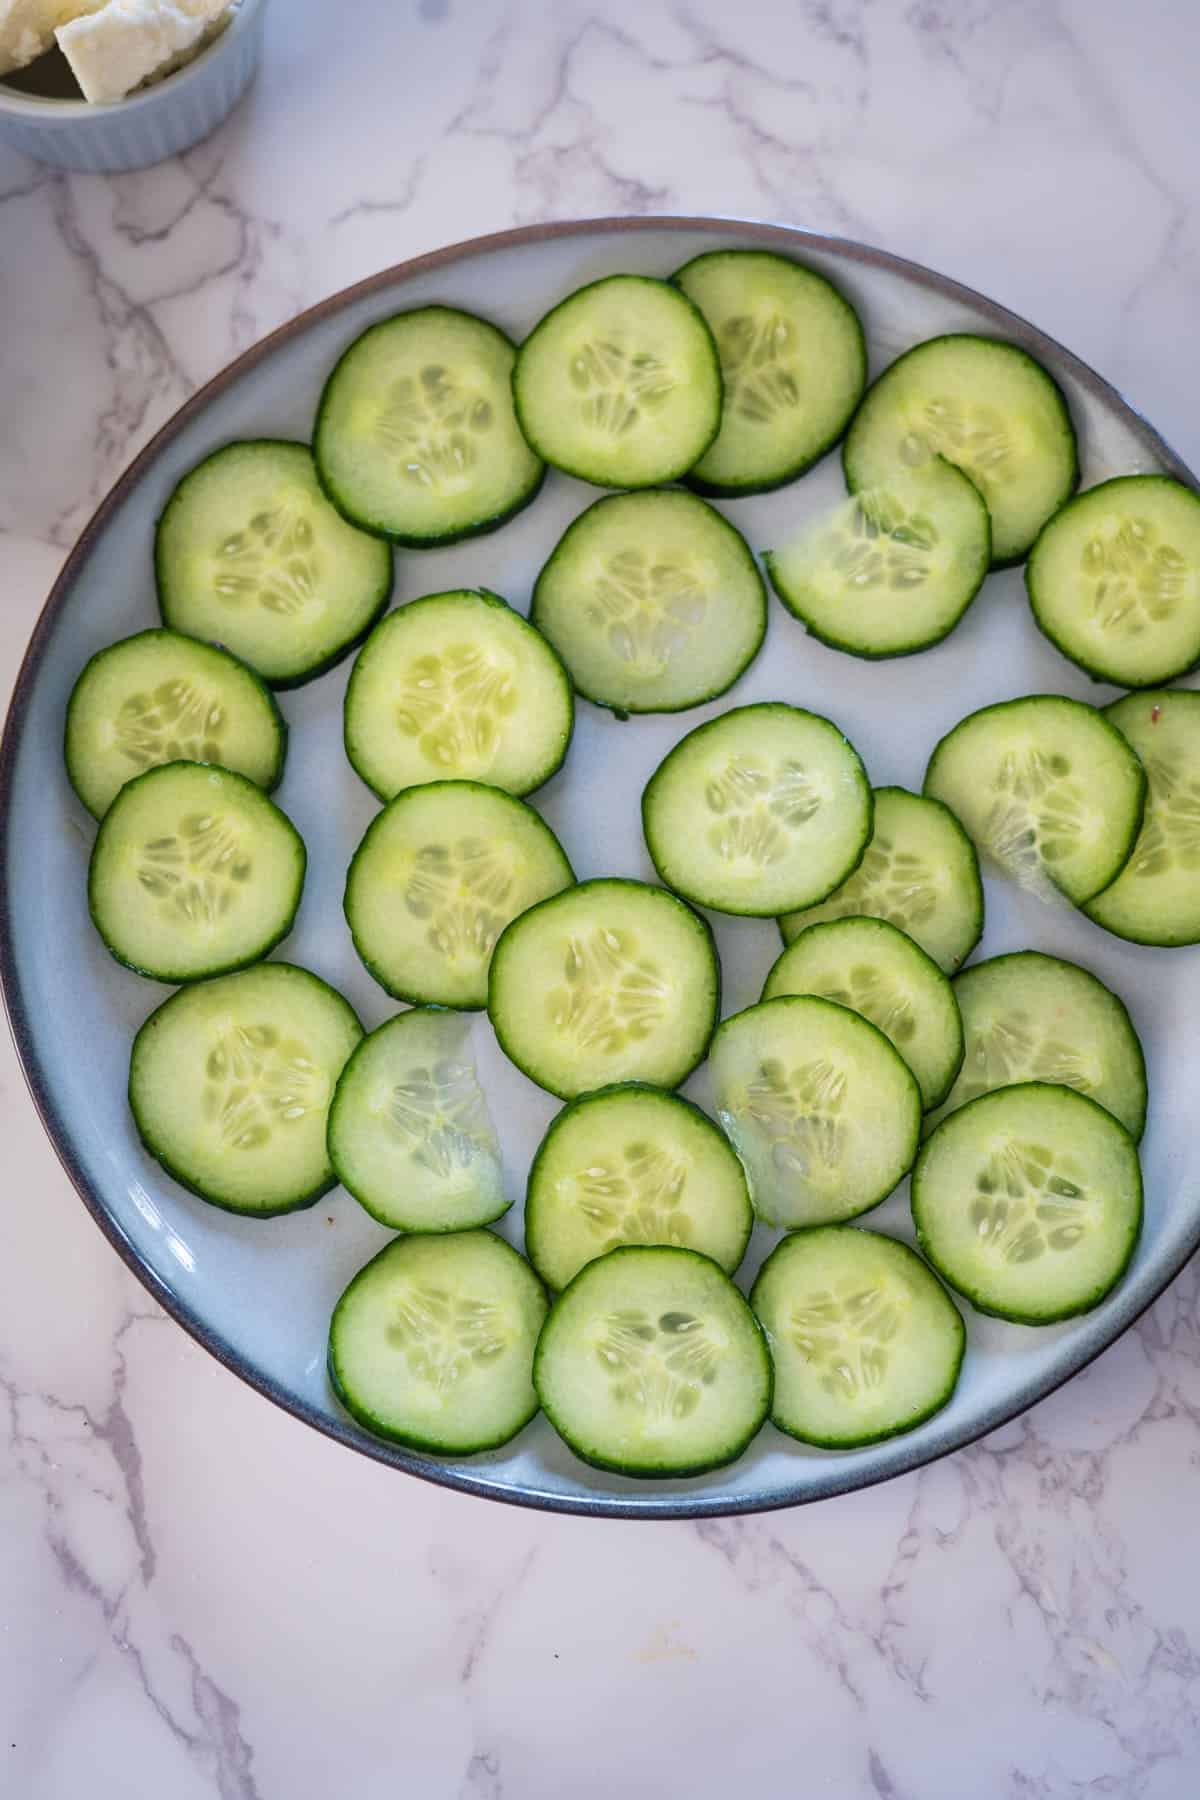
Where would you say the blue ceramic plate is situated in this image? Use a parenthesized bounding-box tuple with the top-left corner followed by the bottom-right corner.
(3, 218, 1197, 1517)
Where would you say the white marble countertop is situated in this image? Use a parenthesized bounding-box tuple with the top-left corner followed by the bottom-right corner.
(3, 3, 1200, 1794)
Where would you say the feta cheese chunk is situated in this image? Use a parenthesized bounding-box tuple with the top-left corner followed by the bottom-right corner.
(55, 0, 230, 104)
(0, 1, 100, 75)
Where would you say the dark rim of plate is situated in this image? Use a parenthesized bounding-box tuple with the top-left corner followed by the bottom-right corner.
(1, 215, 1196, 1520)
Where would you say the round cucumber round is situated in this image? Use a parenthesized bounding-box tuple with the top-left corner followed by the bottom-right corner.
(1085, 689, 1200, 947)
(765, 457, 991, 658)
(779, 786, 983, 974)
(1026, 476, 1200, 688)
(344, 779, 573, 1010)
(671, 249, 866, 496)
(314, 306, 544, 545)
(156, 440, 393, 687)
(327, 1009, 506, 1234)
(129, 962, 363, 1216)
(843, 334, 1078, 566)
(524, 1084, 752, 1292)
(923, 694, 1147, 907)
(512, 275, 722, 489)
(344, 589, 573, 801)
(925, 949, 1147, 1142)
(65, 628, 286, 821)
(709, 995, 922, 1229)
(642, 702, 872, 917)
(763, 916, 964, 1111)
(912, 1082, 1142, 1324)
(533, 1245, 771, 1477)
(750, 1226, 965, 1448)
(329, 1231, 548, 1455)
(89, 761, 305, 984)
(530, 489, 766, 716)
(487, 878, 720, 1100)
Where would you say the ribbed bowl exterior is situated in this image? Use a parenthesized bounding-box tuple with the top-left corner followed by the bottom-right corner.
(0, 0, 266, 172)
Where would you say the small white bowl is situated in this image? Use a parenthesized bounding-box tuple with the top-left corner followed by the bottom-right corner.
(0, 0, 268, 172)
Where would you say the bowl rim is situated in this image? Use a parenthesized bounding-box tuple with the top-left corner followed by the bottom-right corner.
(2, 213, 1197, 1520)
(0, 0, 267, 119)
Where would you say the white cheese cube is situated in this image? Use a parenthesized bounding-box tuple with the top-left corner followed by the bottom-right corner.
(0, 2, 101, 75)
(55, 0, 230, 104)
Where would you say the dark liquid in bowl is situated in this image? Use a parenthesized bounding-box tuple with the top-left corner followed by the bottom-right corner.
(0, 46, 84, 101)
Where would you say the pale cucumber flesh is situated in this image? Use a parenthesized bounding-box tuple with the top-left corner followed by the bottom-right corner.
(533, 1246, 771, 1476)
(330, 1231, 548, 1454)
(780, 786, 983, 974)
(913, 1083, 1142, 1324)
(328, 1009, 507, 1233)
(750, 1226, 964, 1447)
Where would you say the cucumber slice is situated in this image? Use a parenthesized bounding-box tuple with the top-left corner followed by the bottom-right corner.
(533, 1246, 771, 1477)
(642, 702, 872, 917)
(329, 1231, 548, 1454)
(929, 949, 1146, 1141)
(765, 459, 991, 658)
(156, 440, 393, 688)
(530, 489, 766, 716)
(710, 996, 922, 1228)
(750, 1227, 964, 1448)
(65, 629, 286, 821)
(344, 780, 573, 1010)
(488, 878, 719, 1100)
(327, 1009, 506, 1233)
(912, 1082, 1142, 1324)
(314, 307, 544, 546)
(89, 762, 305, 984)
(129, 962, 363, 1216)
(1086, 689, 1200, 947)
(344, 590, 573, 801)
(672, 249, 866, 496)
(779, 787, 983, 974)
(512, 276, 722, 489)
(1026, 477, 1200, 687)
(843, 335, 1078, 566)
(525, 1084, 752, 1292)
(763, 917, 964, 1111)
(923, 695, 1146, 906)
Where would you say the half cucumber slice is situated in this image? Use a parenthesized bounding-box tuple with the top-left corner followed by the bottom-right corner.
(750, 1226, 964, 1448)
(344, 589, 573, 800)
(765, 458, 990, 658)
(923, 694, 1146, 906)
(344, 779, 573, 1009)
(488, 878, 719, 1100)
(314, 307, 544, 545)
(513, 275, 722, 488)
(534, 1246, 771, 1477)
(525, 1084, 752, 1292)
(156, 440, 393, 687)
(530, 489, 766, 716)
(1026, 476, 1200, 688)
(764, 917, 964, 1111)
(329, 1231, 548, 1454)
(129, 962, 363, 1216)
(843, 334, 1078, 566)
(672, 249, 866, 495)
(709, 995, 922, 1228)
(65, 628, 286, 820)
(89, 761, 305, 984)
(779, 786, 982, 974)
(912, 1083, 1142, 1324)
(925, 950, 1147, 1142)
(327, 1009, 506, 1233)
(642, 702, 872, 917)
(1085, 689, 1200, 948)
